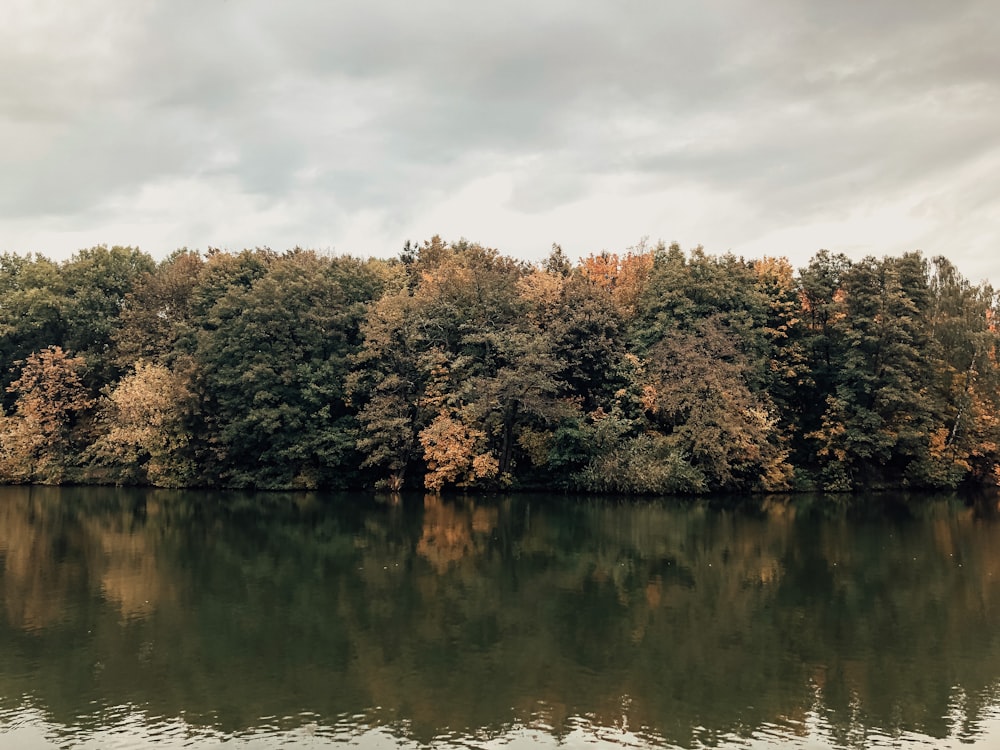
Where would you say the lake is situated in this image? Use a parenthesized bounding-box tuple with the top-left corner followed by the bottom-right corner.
(2, 486, 1000, 748)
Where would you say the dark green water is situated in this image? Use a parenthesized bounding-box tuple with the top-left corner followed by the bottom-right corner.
(2, 486, 1000, 748)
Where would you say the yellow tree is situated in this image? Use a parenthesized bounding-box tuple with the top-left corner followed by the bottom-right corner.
(419, 413, 498, 492)
(415, 349, 499, 492)
(87, 361, 198, 487)
(579, 243, 655, 320)
(0, 346, 94, 483)
(348, 283, 425, 491)
(351, 238, 527, 491)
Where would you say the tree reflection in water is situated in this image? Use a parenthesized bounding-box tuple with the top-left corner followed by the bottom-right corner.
(1, 486, 1000, 748)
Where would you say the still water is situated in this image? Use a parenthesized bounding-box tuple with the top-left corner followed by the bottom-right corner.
(2, 486, 1000, 748)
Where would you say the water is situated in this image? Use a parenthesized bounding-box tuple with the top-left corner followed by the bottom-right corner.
(2, 486, 1000, 748)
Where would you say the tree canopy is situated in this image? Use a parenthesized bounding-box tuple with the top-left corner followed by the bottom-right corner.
(1, 240, 998, 494)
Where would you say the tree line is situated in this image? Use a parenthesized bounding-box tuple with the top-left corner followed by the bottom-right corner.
(0, 238, 997, 493)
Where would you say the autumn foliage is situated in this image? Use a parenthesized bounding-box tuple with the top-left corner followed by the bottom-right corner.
(1, 241, 998, 494)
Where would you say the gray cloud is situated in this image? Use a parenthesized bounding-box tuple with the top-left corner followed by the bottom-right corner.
(2, 0, 999, 283)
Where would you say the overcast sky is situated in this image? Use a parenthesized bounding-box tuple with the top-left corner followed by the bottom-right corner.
(3, 0, 999, 283)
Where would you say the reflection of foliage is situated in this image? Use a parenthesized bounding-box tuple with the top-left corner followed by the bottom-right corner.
(2, 488, 1000, 747)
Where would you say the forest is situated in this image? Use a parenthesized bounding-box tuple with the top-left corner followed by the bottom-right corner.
(0, 238, 997, 494)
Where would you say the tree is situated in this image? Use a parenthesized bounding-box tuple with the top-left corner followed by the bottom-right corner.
(351, 238, 532, 491)
(0, 253, 66, 410)
(112, 249, 206, 368)
(642, 317, 792, 491)
(632, 244, 768, 351)
(194, 250, 386, 488)
(906, 257, 1000, 487)
(751, 257, 809, 442)
(0, 346, 94, 483)
(86, 361, 198, 487)
(59, 245, 156, 384)
(578, 241, 654, 321)
(419, 412, 498, 492)
(806, 254, 936, 489)
(348, 282, 426, 491)
(794, 250, 853, 449)
(515, 263, 645, 487)
(547, 272, 634, 411)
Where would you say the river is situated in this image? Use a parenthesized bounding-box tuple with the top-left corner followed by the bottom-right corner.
(1, 485, 1000, 748)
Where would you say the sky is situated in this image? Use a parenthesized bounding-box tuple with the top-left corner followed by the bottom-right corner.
(2, 0, 999, 284)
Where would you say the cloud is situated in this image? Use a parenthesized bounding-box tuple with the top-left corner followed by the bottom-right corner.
(1, 0, 999, 284)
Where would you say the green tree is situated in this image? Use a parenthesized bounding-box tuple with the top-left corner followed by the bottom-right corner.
(0, 253, 66, 410)
(751, 257, 809, 448)
(906, 257, 1000, 487)
(642, 317, 792, 491)
(351, 238, 533, 491)
(623, 243, 789, 491)
(632, 243, 769, 364)
(517, 261, 644, 487)
(807, 254, 936, 489)
(112, 249, 206, 368)
(793, 250, 853, 453)
(195, 250, 385, 488)
(59, 245, 156, 384)
(347, 283, 426, 491)
(358, 238, 589, 491)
